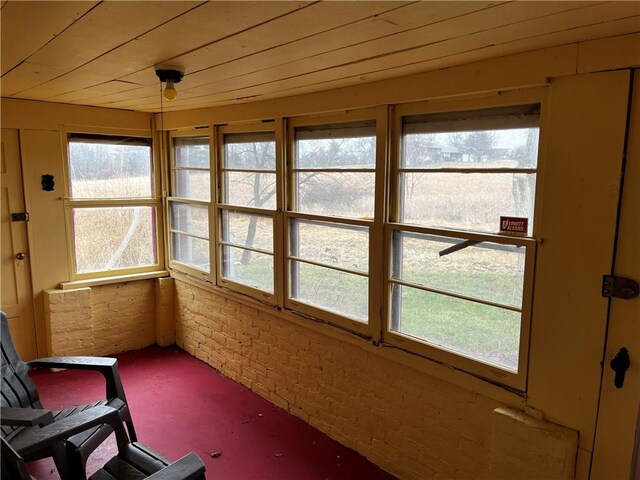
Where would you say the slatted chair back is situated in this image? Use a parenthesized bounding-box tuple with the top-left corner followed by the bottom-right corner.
(1, 311, 43, 439)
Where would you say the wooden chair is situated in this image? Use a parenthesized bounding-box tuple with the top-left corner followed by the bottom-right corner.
(1, 311, 137, 479)
(1, 406, 206, 480)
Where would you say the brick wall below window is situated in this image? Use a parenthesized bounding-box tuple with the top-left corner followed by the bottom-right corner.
(174, 280, 501, 480)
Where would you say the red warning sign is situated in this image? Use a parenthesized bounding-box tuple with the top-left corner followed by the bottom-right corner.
(500, 216, 528, 236)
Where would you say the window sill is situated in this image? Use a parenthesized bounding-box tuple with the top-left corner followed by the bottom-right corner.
(59, 270, 169, 290)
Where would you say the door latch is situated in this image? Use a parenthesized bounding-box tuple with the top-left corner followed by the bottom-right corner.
(610, 347, 630, 389)
(11, 212, 29, 222)
(602, 275, 639, 300)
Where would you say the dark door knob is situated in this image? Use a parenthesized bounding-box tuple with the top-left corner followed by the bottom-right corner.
(610, 347, 630, 389)
(15, 253, 25, 260)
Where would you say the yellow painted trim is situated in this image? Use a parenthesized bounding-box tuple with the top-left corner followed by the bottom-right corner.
(59, 270, 169, 290)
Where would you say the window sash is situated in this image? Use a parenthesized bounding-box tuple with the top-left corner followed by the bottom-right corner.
(168, 132, 213, 280)
(63, 128, 161, 279)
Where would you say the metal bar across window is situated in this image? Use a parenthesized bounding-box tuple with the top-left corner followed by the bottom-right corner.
(397, 167, 537, 174)
(168, 229, 209, 242)
(290, 255, 368, 277)
(390, 278, 522, 313)
(219, 241, 273, 256)
(292, 167, 376, 173)
(387, 223, 534, 247)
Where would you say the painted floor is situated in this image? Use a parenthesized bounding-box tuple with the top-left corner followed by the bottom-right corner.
(28, 345, 397, 480)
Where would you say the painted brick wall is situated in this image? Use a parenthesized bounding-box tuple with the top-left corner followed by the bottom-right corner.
(45, 280, 157, 356)
(175, 280, 501, 480)
(91, 281, 156, 356)
(44, 287, 94, 356)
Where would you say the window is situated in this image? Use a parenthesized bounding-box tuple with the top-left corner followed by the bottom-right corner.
(286, 115, 380, 329)
(387, 104, 540, 387)
(168, 134, 211, 275)
(65, 132, 161, 278)
(217, 126, 278, 298)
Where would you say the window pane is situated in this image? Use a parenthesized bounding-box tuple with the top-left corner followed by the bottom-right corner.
(224, 133, 275, 170)
(69, 141, 152, 199)
(402, 128, 539, 169)
(291, 260, 368, 322)
(292, 219, 368, 272)
(170, 203, 208, 239)
(174, 137, 209, 168)
(296, 127, 376, 169)
(175, 170, 210, 201)
(392, 231, 525, 308)
(221, 210, 273, 252)
(401, 172, 536, 234)
(297, 172, 375, 218)
(73, 207, 156, 274)
(391, 284, 520, 371)
(171, 233, 209, 272)
(222, 246, 273, 293)
(223, 172, 276, 209)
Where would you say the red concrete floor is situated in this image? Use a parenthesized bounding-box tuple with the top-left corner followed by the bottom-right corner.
(27, 345, 397, 480)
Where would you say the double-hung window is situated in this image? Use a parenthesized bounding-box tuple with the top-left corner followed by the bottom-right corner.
(286, 111, 384, 332)
(217, 124, 278, 300)
(65, 131, 161, 279)
(168, 133, 211, 276)
(387, 103, 541, 388)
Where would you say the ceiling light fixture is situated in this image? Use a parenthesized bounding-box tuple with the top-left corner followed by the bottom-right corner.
(155, 68, 184, 101)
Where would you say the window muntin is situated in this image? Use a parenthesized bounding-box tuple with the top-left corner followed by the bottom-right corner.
(289, 120, 376, 323)
(218, 131, 277, 296)
(169, 135, 210, 274)
(66, 133, 160, 277)
(389, 105, 540, 378)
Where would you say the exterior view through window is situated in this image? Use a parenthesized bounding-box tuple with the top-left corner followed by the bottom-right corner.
(164, 103, 541, 386)
(67, 134, 157, 276)
(219, 131, 276, 294)
(169, 136, 210, 273)
(390, 105, 540, 373)
(289, 121, 376, 323)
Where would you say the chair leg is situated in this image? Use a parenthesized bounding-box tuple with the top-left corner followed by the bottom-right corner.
(125, 419, 137, 442)
(64, 447, 89, 480)
(51, 442, 80, 480)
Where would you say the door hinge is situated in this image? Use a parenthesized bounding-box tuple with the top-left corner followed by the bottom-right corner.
(602, 275, 639, 300)
(11, 212, 29, 222)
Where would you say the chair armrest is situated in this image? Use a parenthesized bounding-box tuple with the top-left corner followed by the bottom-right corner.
(27, 356, 117, 372)
(146, 453, 206, 480)
(1, 407, 54, 427)
(27, 356, 128, 402)
(10, 406, 124, 457)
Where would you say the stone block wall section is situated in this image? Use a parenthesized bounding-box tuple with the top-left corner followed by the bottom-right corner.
(45, 279, 162, 357)
(174, 280, 502, 480)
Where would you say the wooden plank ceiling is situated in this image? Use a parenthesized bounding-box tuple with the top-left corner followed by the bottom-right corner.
(1, 1, 639, 113)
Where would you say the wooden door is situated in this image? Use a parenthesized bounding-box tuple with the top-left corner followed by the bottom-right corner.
(1, 128, 37, 360)
(591, 71, 640, 479)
